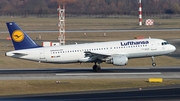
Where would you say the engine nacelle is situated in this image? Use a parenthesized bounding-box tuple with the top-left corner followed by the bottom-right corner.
(106, 55, 128, 66)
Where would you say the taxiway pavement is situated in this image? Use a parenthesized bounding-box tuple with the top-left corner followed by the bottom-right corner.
(0, 66, 180, 80)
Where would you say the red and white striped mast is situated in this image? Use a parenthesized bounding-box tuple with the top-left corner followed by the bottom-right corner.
(57, 5, 65, 45)
(139, 0, 142, 26)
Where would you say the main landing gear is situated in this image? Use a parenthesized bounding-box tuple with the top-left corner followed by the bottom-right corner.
(151, 56, 156, 67)
(93, 62, 101, 72)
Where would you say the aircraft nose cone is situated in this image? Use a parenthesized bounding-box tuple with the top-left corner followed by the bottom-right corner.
(173, 46, 176, 51)
(171, 45, 176, 52)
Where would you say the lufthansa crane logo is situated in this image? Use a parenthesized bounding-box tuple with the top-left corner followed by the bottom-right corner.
(12, 30, 24, 42)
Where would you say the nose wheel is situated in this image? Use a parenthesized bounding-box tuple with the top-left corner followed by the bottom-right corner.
(152, 63, 156, 67)
(151, 56, 156, 67)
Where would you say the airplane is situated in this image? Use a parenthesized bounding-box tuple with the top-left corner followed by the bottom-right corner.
(5, 22, 176, 72)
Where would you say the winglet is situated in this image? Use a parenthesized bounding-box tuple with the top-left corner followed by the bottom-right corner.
(6, 22, 41, 50)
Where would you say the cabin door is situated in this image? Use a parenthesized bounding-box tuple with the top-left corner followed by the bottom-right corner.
(151, 41, 157, 50)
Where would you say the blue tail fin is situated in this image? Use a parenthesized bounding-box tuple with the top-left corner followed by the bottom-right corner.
(6, 22, 41, 50)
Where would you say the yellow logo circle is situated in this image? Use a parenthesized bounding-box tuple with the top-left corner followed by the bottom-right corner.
(12, 30, 24, 42)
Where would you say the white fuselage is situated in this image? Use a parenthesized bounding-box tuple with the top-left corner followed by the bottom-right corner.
(6, 38, 176, 64)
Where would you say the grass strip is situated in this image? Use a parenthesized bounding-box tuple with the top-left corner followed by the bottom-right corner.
(0, 79, 180, 96)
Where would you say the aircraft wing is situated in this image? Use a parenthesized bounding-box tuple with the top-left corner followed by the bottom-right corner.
(83, 51, 111, 62)
(85, 51, 110, 57)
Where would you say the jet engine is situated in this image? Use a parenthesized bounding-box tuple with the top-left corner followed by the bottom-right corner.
(106, 55, 128, 66)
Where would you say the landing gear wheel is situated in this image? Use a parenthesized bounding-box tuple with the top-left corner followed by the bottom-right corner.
(93, 65, 97, 71)
(152, 63, 156, 67)
(92, 65, 101, 72)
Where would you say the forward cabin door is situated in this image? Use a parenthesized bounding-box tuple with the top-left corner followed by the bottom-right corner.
(151, 41, 157, 50)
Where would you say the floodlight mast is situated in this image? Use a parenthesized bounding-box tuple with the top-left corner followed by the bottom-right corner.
(139, 0, 142, 26)
(57, 5, 65, 45)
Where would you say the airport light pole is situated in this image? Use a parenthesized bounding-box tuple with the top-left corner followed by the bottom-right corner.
(139, 0, 142, 26)
(57, 5, 65, 45)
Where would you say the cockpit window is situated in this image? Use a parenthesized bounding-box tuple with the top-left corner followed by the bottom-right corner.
(161, 42, 169, 45)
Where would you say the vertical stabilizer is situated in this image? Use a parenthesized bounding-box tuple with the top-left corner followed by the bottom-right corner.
(6, 22, 41, 50)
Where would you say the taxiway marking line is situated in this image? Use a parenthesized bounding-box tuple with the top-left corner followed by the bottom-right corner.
(56, 72, 161, 76)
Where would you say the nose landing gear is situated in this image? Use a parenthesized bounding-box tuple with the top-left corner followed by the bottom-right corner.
(151, 56, 156, 67)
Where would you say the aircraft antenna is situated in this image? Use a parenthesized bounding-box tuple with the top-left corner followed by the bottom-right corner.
(57, 5, 65, 45)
